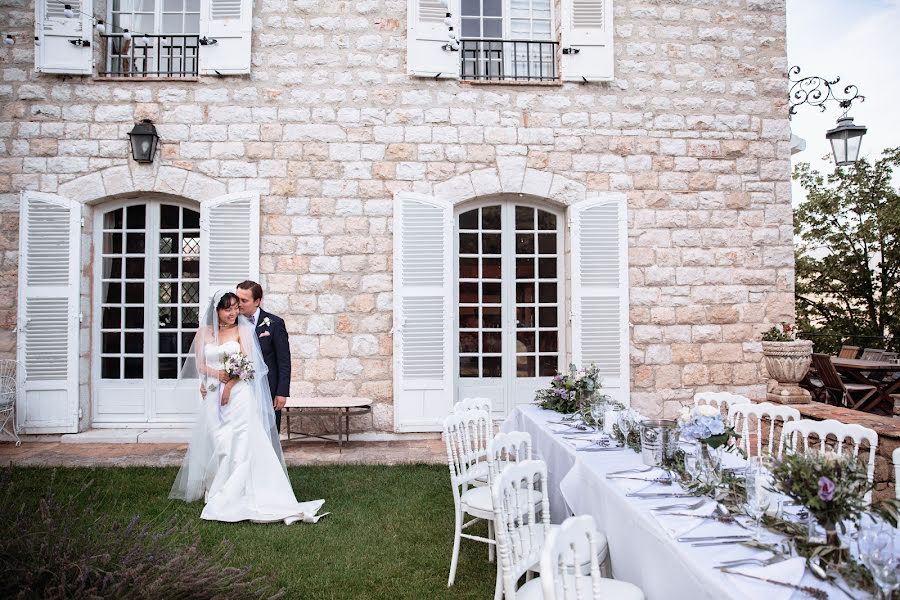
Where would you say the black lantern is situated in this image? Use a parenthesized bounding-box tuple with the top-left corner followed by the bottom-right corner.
(127, 119, 159, 163)
(825, 116, 867, 167)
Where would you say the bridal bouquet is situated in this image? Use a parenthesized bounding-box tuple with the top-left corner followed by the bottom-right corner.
(534, 363, 605, 414)
(224, 352, 255, 382)
(677, 405, 739, 449)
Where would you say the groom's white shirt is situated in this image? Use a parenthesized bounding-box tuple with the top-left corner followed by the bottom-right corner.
(251, 307, 261, 326)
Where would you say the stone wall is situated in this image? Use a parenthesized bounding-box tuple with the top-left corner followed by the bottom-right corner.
(0, 0, 793, 431)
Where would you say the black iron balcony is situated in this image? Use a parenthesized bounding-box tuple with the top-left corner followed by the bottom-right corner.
(98, 33, 199, 78)
(460, 39, 559, 82)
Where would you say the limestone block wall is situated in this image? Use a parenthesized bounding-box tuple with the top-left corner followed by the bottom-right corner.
(0, 0, 793, 431)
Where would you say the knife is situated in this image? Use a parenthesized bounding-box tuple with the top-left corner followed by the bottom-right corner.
(677, 534, 751, 543)
(626, 491, 694, 498)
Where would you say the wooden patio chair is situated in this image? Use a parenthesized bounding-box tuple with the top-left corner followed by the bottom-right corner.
(860, 348, 885, 361)
(838, 345, 859, 359)
(811, 353, 877, 409)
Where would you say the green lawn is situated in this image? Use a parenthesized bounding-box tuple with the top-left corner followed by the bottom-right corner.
(4, 465, 496, 599)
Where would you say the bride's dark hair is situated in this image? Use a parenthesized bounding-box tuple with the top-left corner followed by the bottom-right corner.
(216, 292, 239, 311)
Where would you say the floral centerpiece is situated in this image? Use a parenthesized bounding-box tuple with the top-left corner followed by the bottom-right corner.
(761, 323, 813, 404)
(677, 405, 739, 450)
(535, 363, 605, 414)
(770, 451, 899, 548)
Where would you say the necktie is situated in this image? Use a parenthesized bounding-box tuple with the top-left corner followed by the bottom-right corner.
(248, 314, 256, 325)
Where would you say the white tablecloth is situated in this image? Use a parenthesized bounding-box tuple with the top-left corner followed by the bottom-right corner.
(502, 405, 865, 600)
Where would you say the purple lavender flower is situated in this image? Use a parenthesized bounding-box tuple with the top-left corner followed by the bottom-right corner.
(817, 476, 835, 502)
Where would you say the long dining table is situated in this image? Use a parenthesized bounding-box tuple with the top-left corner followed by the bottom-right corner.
(831, 357, 900, 413)
(502, 404, 870, 600)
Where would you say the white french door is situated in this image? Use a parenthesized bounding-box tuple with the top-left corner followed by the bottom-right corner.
(455, 200, 564, 416)
(92, 200, 201, 426)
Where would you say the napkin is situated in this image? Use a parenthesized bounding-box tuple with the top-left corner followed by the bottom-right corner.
(653, 501, 718, 538)
(724, 557, 807, 600)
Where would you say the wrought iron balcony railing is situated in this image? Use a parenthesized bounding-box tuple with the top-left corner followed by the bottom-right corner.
(98, 33, 199, 78)
(460, 39, 559, 83)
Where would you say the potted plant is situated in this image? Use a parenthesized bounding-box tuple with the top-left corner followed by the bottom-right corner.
(761, 323, 814, 404)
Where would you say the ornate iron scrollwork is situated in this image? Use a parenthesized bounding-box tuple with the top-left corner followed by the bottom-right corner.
(789, 65, 864, 116)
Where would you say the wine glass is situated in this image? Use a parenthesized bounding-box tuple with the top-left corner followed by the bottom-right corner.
(744, 457, 773, 541)
(589, 398, 607, 438)
(858, 516, 899, 599)
(617, 410, 634, 447)
(683, 447, 701, 480)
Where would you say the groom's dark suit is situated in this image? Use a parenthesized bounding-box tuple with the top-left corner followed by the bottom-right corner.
(254, 308, 291, 433)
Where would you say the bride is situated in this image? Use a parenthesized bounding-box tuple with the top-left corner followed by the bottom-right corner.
(170, 289, 325, 524)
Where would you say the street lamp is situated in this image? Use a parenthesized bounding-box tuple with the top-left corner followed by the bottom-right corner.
(788, 66, 867, 166)
(127, 119, 159, 163)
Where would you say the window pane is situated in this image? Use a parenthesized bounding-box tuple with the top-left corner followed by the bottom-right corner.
(517, 331, 535, 353)
(126, 205, 146, 229)
(103, 282, 122, 304)
(162, 14, 184, 33)
(482, 307, 501, 329)
(539, 331, 558, 352)
(102, 332, 121, 354)
(483, 18, 502, 38)
(125, 282, 143, 304)
(517, 307, 534, 327)
(459, 282, 478, 303)
(159, 281, 173, 304)
(538, 257, 556, 279)
(159, 332, 177, 354)
(516, 257, 534, 279)
(182, 306, 199, 328)
(483, 331, 502, 353)
(459, 233, 478, 254)
(482, 257, 501, 279)
(126, 232, 145, 254)
(181, 281, 199, 303)
(537, 210, 556, 230)
(459, 306, 479, 328)
(183, 208, 200, 229)
(159, 306, 176, 329)
(539, 355, 558, 377)
(460, 356, 479, 377)
(101, 357, 120, 379)
(517, 355, 535, 377)
(459, 257, 478, 278)
(539, 282, 557, 303)
(182, 235, 200, 256)
(538, 233, 556, 254)
(516, 282, 534, 303)
(103, 232, 122, 254)
(125, 258, 144, 278)
(163, 0, 182, 10)
(461, 0, 479, 16)
(124, 332, 143, 354)
(539, 306, 557, 327)
(483, 0, 502, 17)
(481, 233, 501, 254)
(104, 208, 123, 229)
(160, 232, 178, 254)
(182, 257, 199, 278)
(482, 282, 501, 304)
(516, 206, 534, 230)
(103, 258, 122, 278)
(125, 307, 144, 328)
(181, 331, 196, 353)
(461, 18, 480, 37)
(159, 257, 178, 278)
(483, 356, 502, 377)
(160, 204, 180, 229)
(158, 358, 178, 379)
(184, 14, 199, 32)
(102, 307, 121, 329)
(459, 331, 479, 353)
(516, 234, 534, 254)
(459, 208, 478, 229)
(481, 205, 501, 229)
(124, 357, 143, 379)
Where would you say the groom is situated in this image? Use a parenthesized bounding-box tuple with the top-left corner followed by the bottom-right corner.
(235, 280, 291, 434)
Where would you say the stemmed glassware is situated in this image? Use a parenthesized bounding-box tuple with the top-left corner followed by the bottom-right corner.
(858, 516, 899, 599)
(617, 410, 635, 447)
(744, 456, 774, 541)
(589, 398, 607, 438)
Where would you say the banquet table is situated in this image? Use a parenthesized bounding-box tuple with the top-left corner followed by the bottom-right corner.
(502, 404, 871, 600)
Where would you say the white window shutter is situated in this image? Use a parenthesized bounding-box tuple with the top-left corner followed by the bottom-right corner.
(16, 192, 81, 433)
(34, 0, 94, 75)
(198, 0, 253, 75)
(560, 0, 614, 82)
(407, 0, 459, 78)
(393, 192, 453, 431)
(200, 191, 260, 304)
(570, 194, 630, 406)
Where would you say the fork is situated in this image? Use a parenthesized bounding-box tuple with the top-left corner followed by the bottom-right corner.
(652, 498, 708, 512)
(718, 555, 783, 568)
(606, 466, 653, 476)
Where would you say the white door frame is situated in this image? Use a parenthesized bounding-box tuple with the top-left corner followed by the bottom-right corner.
(453, 197, 566, 416)
(90, 197, 201, 428)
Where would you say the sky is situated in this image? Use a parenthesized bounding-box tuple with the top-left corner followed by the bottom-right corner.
(786, 0, 900, 203)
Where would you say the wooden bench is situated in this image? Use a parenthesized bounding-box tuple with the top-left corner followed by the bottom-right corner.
(283, 397, 373, 447)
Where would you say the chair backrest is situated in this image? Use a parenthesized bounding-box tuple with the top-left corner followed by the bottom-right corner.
(894, 447, 900, 501)
(443, 409, 493, 490)
(454, 396, 492, 414)
(860, 348, 885, 361)
(728, 402, 800, 458)
(539, 515, 605, 600)
(811, 353, 847, 402)
(693, 391, 751, 417)
(838, 345, 859, 359)
(487, 430, 533, 484)
(492, 460, 551, 599)
(880, 351, 898, 362)
(779, 418, 878, 502)
(0, 359, 19, 412)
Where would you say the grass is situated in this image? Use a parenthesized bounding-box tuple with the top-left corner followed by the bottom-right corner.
(5, 465, 496, 600)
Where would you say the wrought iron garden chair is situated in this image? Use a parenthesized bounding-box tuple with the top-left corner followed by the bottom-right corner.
(0, 359, 21, 446)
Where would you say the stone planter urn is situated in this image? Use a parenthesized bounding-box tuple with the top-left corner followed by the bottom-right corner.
(762, 339, 814, 404)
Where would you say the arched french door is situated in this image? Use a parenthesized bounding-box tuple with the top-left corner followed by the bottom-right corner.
(455, 199, 565, 415)
(92, 199, 201, 425)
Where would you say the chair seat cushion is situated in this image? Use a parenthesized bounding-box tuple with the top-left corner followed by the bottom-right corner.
(845, 382, 876, 391)
(516, 574, 644, 600)
(461, 486, 542, 516)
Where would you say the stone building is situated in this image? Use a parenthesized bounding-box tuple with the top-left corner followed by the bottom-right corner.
(0, 0, 794, 437)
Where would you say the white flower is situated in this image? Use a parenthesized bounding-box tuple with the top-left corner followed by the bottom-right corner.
(696, 405, 719, 418)
(262, 316, 272, 327)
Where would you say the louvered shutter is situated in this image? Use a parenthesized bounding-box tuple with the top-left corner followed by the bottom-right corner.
(570, 195, 629, 406)
(407, 0, 459, 78)
(560, 0, 614, 81)
(34, 0, 94, 74)
(200, 191, 260, 304)
(198, 0, 253, 75)
(16, 192, 81, 433)
(393, 192, 453, 431)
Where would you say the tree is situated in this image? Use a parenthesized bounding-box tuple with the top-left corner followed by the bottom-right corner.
(793, 147, 900, 352)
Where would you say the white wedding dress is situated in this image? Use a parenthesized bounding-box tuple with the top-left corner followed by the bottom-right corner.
(200, 340, 325, 525)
